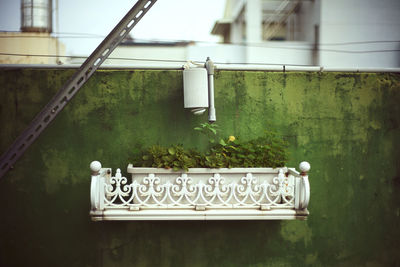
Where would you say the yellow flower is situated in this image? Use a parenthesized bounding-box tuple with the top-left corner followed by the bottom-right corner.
(228, 136, 236, 142)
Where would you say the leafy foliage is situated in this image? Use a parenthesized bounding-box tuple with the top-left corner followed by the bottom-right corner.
(194, 122, 219, 145)
(138, 145, 201, 171)
(133, 123, 289, 171)
(202, 133, 288, 168)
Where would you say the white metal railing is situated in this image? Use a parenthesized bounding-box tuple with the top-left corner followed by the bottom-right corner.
(89, 161, 310, 221)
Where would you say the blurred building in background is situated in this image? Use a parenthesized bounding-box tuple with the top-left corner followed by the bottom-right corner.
(0, 0, 65, 64)
(103, 37, 192, 66)
(211, 0, 400, 68)
(102, 0, 400, 68)
(0, 32, 65, 64)
(1, 0, 399, 68)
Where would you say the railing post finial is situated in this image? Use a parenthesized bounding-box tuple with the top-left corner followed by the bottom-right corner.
(299, 161, 310, 176)
(90, 161, 102, 175)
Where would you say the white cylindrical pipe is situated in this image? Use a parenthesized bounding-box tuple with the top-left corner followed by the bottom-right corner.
(208, 76, 216, 122)
(205, 57, 216, 122)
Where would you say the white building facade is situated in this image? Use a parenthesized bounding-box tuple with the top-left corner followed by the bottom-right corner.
(76, 0, 400, 69)
(211, 0, 400, 68)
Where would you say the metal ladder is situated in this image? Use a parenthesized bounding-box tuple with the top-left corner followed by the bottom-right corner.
(0, 0, 158, 179)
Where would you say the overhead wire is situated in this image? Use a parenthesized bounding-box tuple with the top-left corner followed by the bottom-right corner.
(0, 52, 192, 64)
(0, 44, 398, 54)
(2, 51, 400, 68)
(0, 52, 311, 66)
(0, 45, 399, 55)
(1, 30, 400, 53)
(1, 33, 400, 65)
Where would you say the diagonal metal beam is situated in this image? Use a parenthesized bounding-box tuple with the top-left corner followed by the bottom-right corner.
(0, 0, 157, 179)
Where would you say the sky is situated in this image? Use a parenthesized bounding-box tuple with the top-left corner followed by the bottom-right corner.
(0, 0, 226, 55)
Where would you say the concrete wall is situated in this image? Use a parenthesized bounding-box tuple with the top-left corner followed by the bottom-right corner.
(319, 0, 400, 68)
(106, 45, 187, 66)
(75, 42, 311, 66)
(0, 32, 66, 64)
(187, 42, 312, 65)
(242, 41, 314, 65)
(0, 68, 399, 266)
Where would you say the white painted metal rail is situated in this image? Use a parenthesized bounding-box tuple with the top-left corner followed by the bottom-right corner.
(89, 161, 310, 221)
(2, 64, 399, 72)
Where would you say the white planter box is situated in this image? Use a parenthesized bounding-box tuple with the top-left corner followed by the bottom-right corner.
(89, 161, 310, 221)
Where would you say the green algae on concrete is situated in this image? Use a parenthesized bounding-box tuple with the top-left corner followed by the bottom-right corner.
(0, 68, 399, 267)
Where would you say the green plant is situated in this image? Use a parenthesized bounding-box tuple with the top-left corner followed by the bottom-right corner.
(194, 122, 219, 145)
(203, 132, 288, 168)
(194, 122, 233, 147)
(134, 124, 289, 170)
(137, 144, 201, 171)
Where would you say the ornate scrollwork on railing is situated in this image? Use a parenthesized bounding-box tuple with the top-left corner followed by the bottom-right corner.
(90, 161, 310, 220)
(104, 169, 132, 204)
(98, 168, 297, 209)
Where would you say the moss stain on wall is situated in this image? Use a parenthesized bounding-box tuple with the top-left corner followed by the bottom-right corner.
(0, 69, 399, 267)
(280, 220, 312, 246)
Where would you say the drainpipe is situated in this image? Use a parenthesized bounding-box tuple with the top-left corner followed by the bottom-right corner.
(205, 57, 216, 122)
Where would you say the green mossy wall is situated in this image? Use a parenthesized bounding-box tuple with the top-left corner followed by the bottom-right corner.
(0, 69, 399, 267)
